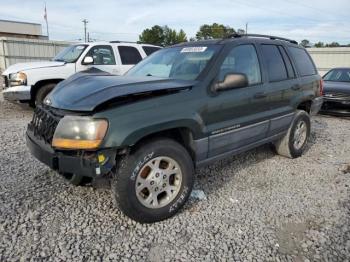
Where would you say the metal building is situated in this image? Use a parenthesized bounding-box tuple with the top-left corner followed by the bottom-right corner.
(0, 19, 47, 40)
(307, 47, 350, 76)
(0, 37, 71, 72)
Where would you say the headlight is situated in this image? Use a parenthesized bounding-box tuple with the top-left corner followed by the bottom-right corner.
(9, 72, 27, 86)
(52, 116, 108, 150)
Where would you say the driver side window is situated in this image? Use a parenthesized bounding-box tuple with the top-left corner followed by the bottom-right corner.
(219, 45, 261, 85)
(85, 45, 116, 65)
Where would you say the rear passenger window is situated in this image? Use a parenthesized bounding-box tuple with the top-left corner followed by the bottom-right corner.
(278, 46, 295, 78)
(261, 45, 287, 82)
(118, 46, 142, 65)
(288, 47, 316, 76)
(219, 44, 261, 85)
(142, 46, 161, 56)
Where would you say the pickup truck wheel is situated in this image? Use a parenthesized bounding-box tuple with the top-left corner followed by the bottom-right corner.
(274, 110, 310, 158)
(111, 138, 194, 223)
(61, 173, 84, 186)
(35, 83, 56, 106)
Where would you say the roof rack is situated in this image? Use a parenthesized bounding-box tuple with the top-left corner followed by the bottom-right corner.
(225, 33, 298, 45)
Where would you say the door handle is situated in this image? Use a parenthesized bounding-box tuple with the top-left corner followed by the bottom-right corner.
(254, 92, 267, 99)
(291, 84, 301, 90)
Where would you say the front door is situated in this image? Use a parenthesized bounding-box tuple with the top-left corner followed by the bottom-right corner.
(77, 45, 119, 74)
(204, 44, 271, 157)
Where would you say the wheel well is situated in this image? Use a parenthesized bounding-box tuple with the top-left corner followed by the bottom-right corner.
(30, 79, 64, 101)
(297, 100, 311, 113)
(130, 128, 196, 160)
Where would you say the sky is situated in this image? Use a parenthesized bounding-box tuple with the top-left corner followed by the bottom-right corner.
(1, 0, 349, 44)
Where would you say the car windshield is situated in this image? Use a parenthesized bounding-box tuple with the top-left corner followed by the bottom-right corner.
(323, 68, 350, 82)
(126, 45, 220, 80)
(53, 45, 88, 63)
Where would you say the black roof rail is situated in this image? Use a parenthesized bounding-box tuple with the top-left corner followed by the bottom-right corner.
(225, 33, 298, 45)
(110, 40, 140, 44)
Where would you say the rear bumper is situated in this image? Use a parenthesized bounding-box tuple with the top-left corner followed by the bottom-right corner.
(2, 85, 31, 101)
(310, 97, 323, 116)
(26, 130, 116, 178)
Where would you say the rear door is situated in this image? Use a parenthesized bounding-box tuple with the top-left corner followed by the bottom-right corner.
(115, 45, 143, 75)
(258, 43, 298, 136)
(205, 43, 271, 157)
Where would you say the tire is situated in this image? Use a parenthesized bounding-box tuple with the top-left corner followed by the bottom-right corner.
(111, 138, 194, 223)
(61, 173, 85, 186)
(274, 110, 311, 158)
(35, 83, 56, 106)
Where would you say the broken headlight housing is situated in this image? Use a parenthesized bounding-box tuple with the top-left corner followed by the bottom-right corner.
(52, 116, 108, 150)
(9, 72, 27, 86)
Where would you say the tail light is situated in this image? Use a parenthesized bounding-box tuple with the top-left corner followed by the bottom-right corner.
(319, 79, 324, 96)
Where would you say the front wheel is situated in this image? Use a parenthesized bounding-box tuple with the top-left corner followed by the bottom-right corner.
(35, 83, 56, 106)
(61, 173, 85, 186)
(274, 110, 311, 158)
(111, 138, 194, 223)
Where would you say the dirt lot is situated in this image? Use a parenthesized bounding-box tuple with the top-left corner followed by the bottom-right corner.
(0, 94, 349, 261)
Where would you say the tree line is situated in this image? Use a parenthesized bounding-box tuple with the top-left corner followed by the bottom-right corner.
(139, 23, 348, 48)
(139, 23, 239, 46)
(300, 39, 350, 48)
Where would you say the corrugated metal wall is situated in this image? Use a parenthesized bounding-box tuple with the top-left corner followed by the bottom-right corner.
(307, 47, 350, 76)
(0, 37, 71, 72)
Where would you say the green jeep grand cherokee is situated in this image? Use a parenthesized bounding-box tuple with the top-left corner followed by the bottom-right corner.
(26, 34, 323, 223)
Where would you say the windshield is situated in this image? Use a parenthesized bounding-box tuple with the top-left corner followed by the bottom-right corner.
(53, 45, 88, 63)
(126, 45, 220, 80)
(323, 68, 350, 82)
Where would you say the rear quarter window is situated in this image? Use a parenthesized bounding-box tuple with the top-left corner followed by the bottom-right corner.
(142, 46, 161, 56)
(288, 47, 316, 76)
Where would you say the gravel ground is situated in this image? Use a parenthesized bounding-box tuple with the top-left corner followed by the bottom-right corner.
(0, 94, 349, 261)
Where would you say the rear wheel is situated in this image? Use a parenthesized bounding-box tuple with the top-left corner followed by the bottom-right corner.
(111, 138, 194, 223)
(35, 83, 56, 106)
(274, 110, 311, 158)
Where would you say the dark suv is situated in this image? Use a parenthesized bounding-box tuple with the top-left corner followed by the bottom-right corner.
(26, 34, 323, 223)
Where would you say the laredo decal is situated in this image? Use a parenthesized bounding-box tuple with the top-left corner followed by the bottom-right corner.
(211, 124, 241, 135)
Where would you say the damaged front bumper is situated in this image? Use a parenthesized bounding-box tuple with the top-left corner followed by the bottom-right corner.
(2, 85, 31, 101)
(26, 129, 116, 178)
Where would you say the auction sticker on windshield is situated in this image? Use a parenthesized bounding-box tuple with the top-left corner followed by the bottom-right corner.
(181, 47, 207, 53)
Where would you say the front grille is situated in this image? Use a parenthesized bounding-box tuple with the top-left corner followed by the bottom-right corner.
(323, 92, 350, 100)
(28, 106, 62, 144)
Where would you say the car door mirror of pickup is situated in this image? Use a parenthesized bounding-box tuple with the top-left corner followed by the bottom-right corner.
(82, 56, 94, 65)
(213, 73, 248, 92)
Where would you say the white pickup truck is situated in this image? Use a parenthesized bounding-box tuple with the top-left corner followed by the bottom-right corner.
(1, 41, 161, 105)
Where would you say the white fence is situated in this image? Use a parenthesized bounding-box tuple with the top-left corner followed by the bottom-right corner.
(307, 47, 350, 76)
(0, 37, 71, 72)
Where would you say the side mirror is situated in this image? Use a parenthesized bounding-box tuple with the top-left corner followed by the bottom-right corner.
(214, 73, 248, 92)
(82, 56, 94, 65)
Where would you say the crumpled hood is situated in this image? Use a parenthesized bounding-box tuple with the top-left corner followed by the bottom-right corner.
(2, 61, 65, 75)
(324, 81, 350, 94)
(47, 69, 196, 112)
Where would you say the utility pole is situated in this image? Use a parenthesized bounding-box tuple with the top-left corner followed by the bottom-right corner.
(245, 23, 248, 34)
(82, 19, 88, 42)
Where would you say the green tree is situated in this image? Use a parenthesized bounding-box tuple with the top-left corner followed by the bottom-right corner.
(195, 23, 235, 40)
(139, 25, 164, 46)
(139, 25, 187, 46)
(314, 41, 324, 48)
(300, 39, 310, 47)
(326, 42, 340, 47)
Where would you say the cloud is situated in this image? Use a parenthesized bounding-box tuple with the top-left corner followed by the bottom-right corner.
(0, 0, 349, 44)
